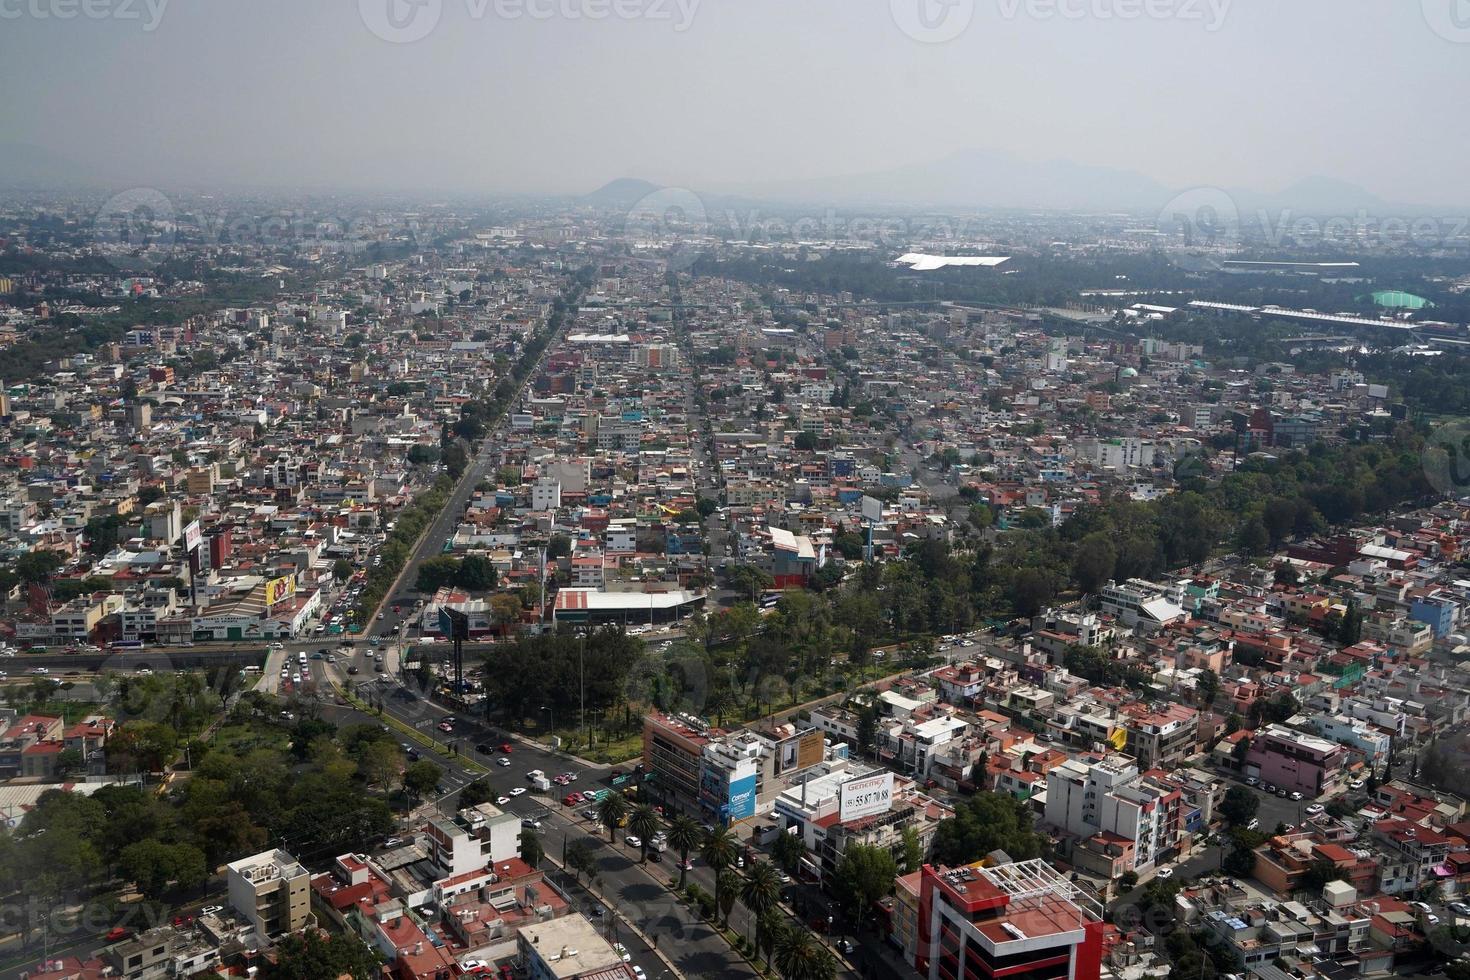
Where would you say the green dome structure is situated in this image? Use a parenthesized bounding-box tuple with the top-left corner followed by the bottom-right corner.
(1370, 290, 1431, 310)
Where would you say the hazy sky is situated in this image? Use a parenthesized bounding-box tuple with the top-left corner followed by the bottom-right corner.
(2, 0, 1468, 205)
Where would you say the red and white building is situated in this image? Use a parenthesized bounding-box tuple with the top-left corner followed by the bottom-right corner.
(912, 858, 1106, 980)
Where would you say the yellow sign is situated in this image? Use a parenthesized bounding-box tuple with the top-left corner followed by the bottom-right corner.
(1108, 728, 1129, 751)
(264, 576, 296, 606)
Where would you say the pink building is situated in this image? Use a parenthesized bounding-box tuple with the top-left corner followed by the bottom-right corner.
(1245, 724, 1348, 798)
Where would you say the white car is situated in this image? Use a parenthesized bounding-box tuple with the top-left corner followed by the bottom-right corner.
(1305, 803, 1325, 815)
(496, 796, 511, 805)
(625, 835, 642, 849)
(509, 787, 527, 796)
(612, 943, 631, 963)
(1349, 779, 1365, 790)
(1155, 868, 1174, 879)
(632, 968, 647, 980)
(200, 905, 223, 916)
(498, 757, 511, 767)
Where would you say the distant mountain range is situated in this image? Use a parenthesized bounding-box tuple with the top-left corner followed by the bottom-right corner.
(584, 149, 1425, 220)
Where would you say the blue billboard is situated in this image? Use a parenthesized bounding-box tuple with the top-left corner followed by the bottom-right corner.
(725, 771, 757, 822)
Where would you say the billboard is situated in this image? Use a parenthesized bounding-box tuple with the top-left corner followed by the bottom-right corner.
(839, 771, 893, 822)
(182, 520, 202, 553)
(861, 495, 883, 523)
(775, 729, 826, 776)
(264, 575, 296, 607)
(726, 771, 758, 823)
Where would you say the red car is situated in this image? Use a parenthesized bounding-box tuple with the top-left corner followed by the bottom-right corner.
(563, 793, 579, 806)
(500, 965, 514, 980)
(105, 926, 132, 942)
(499, 742, 513, 753)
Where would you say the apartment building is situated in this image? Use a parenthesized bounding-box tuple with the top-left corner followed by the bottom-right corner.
(225, 849, 311, 937)
(1044, 756, 1186, 877)
(911, 859, 1107, 980)
(1245, 725, 1349, 798)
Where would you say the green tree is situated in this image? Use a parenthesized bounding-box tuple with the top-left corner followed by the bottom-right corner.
(628, 803, 658, 864)
(402, 760, 442, 802)
(701, 826, 739, 924)
(357, 740, 403, 795)
(597, 792, 628, 843)
(1198, 668, 1220, 706)
(900, 825, 924, 874)
(1237, 516, 1270, 556)
(741, 861, 784, 949)
(117, 839, 207, 900)
(776, 927, 822, 980)
(1220, 786, 1259, 827)
(259, 930, 383, 980)
(1071, 532, 1117, 595)
(14, 550, 63, 584)
(716, 869, 740, 926)
(832, 843, 896, 932)
(931, 792, 1046, 866)
(520, 827, 544, 868)
(771, 830, 806, 874)
(668, 814, 702, 889)
(332, 558, 353, 582)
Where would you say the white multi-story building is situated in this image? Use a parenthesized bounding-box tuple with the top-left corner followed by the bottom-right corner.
(1044, 756, 1186, 874)
(531, 477, 562, 511)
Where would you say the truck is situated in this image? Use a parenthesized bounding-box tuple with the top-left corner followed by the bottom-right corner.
(649, 832, 668, 853)
(527, 769, 551, 792)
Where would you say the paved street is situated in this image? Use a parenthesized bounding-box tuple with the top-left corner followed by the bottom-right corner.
(316, 657, 759, 980)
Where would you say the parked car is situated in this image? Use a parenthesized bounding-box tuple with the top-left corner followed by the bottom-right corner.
(1156, 867, 1174, 879)
(1289, 791, 1304, 801)
(1305, 803, 1324, 815)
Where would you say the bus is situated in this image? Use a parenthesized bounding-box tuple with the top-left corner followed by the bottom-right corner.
(110, 640, 145, 651)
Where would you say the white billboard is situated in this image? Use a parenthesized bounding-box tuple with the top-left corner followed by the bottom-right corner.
(182, 520, 202, 553)
(861, 495, 883, 523)
(839, 771, 893, 822)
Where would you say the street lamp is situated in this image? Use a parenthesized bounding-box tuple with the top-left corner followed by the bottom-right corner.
(541, 705, 555, 747)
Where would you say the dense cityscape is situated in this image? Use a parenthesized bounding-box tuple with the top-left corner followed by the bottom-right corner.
(5, 4, 1470, 980)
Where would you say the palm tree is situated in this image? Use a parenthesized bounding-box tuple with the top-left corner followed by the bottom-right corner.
(716, 869, 740, 928)
(776, 927, 821, 980)
(756, 910, 786, 972)
(597, 792, 628, 843)
(700, 826, 739, 923)
(740, 861, 782, 947)
(628, 803, 658, 864)
(667, 814, 701, 890)
(808, 945, 839, 980)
